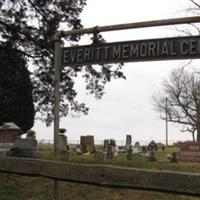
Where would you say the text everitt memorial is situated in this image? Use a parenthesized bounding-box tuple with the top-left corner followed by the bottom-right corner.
(62, 35, 200, 66)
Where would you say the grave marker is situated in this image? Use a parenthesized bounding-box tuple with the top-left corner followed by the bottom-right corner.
(179, 142, 200, 162)
(7, 138, 40, 158)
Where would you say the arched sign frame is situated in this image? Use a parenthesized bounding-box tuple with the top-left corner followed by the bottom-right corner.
(53, 16, 200, 159)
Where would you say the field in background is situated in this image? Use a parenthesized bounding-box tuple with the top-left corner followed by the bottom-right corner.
(37, 139, 183, 145)
(36, 139, 182, 151)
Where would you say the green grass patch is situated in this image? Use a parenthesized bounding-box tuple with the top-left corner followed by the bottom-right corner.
(39, 146, 200, 173)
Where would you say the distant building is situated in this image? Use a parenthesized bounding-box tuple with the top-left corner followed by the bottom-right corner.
(0, 122, 21, 143)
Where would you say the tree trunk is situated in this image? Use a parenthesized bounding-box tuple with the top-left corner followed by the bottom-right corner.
(192, 132, 196, 142)
(197, 130, 200, 142)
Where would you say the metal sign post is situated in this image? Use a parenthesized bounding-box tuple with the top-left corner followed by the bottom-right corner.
(54, 38, 62, 161)
(53, 37, 62, 200)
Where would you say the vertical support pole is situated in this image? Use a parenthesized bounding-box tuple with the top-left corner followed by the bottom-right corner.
(165, 98, 168, 146)
(54, 38, 62, 159)
(53, 37, 62, 200)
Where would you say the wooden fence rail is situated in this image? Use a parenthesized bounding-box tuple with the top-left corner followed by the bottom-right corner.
(0, 157, 200, 196)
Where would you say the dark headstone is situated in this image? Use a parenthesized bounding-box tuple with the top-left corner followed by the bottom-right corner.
(7, 138, 40, 158)
(147, 141, 158, 151)
(109, 139, 116, 146)
(107, 145, 113, 159)
(80, 135, 95, 153)
(171, 152, 178, 163)
(103, 139, 109, 150)
(126, 135, 132, 146)
(179, 142, 200, 162)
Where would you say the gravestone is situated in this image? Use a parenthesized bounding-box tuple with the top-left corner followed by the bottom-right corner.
(107, 145, 113, 159)
(59, 134, 68, 151)
(7, 138, 40, 158)
(103, 139, 109, 150)
(75, 145, 82, 155)
(171, 152, 178, 163)
(179, 142, 200, 162)
(133, 141, 141, 153)
(126, 135, 132, 148)
(80, 135, 95, 153)
(147, 140, 158, 151)
(113, 145, 119, 156)
(59, 134, 69, 161)
(26, 130, 36, 139)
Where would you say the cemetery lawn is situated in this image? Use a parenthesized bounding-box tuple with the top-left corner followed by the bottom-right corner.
(40, 146, 200, 173)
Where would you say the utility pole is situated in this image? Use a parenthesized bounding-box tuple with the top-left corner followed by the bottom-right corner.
(165, 98, 168, 146)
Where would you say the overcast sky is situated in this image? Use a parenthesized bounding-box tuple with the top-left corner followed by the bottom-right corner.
(33, 0, 199, 144)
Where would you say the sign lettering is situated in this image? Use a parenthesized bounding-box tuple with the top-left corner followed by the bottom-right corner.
(62, 36, 200, 66)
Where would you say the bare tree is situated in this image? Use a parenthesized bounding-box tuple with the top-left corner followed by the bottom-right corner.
(153, 67, 200, 142)
(174, 0, 200, 36)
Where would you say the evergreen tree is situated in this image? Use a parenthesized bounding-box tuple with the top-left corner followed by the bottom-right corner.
(0, 47, 35, 132)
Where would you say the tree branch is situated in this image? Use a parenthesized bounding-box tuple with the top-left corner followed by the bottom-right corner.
(27, 0, 49, 23)
(0, 20, 53, 55)
(190, 0, 200, 9)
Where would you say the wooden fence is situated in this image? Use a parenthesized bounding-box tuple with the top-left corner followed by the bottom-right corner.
(0, 157, 200, 196)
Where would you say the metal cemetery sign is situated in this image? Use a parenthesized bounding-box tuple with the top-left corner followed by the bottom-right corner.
(62, 35, 200, 66)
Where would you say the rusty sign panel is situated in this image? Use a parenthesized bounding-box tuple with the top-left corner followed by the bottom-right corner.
(62, 35, 200, 66)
